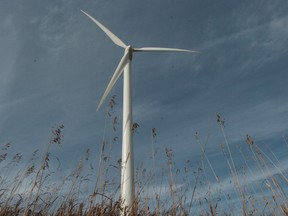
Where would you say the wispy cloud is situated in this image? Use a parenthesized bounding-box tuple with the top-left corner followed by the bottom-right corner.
(0, 14, 18, 101)
(133, 101, 169, 122)
(36, 2, 81, 53)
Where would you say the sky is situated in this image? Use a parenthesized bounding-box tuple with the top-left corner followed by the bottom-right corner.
(1, 0, 288, 213)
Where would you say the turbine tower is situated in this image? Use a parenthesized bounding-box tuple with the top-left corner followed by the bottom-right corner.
(81, 10, 198, 212)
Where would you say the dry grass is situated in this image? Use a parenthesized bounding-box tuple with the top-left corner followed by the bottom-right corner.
(1, 102, 288, 215)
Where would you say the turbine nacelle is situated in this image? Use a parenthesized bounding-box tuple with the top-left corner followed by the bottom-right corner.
(126, 45, 133, 60)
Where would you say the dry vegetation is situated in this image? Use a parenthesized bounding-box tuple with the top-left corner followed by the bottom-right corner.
(1, 97, 288, 215)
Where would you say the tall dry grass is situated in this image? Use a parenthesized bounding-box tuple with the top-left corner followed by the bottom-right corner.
(0, 100, 287, 215)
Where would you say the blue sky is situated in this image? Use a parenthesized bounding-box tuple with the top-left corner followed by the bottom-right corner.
(1, 0, 288, 213)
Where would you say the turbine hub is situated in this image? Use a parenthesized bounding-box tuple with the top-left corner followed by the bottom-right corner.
(126, 45, 133, 60)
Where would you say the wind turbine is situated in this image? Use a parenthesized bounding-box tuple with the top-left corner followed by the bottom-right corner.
(81, 10, 198, 212)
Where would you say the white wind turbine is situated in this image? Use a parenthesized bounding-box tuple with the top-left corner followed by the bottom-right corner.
(81, 10, 198, 211)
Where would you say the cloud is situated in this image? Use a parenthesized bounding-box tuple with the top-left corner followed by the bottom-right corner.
(0, 92, 43, 111)
(133, 101, 168, 122)
(195, 145, 288, 198)
(35, 2, 81, 53)
(0, 14, 18, 101)
(222, 99, 288, 143)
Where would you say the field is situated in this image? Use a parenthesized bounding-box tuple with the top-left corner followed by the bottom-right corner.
(1, 103, 288, 216)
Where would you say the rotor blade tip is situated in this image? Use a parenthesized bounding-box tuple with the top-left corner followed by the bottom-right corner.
(96, 102, 103, 111)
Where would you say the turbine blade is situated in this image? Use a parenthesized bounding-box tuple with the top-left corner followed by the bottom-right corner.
(81, 10, 127, 48)
(96, 51, 129, 111)
(134, 47, 199, 53)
